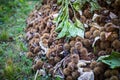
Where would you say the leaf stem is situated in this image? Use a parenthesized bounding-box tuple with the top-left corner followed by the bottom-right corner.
(69, 1, 76, 18)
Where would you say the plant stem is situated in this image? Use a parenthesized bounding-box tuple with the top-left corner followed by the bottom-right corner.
(34, 70, 39, 80)
(69, 1, 76, 18)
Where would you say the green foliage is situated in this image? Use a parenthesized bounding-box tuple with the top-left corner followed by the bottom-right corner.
(55, 76, 63, 80)
(0, 0, 37, 79)
(0, 29, 9, 41)
(97, 51, 120, 69)
(55, 0, 85, 39)
(72, 0, 100, 12)
(3, 56, 33, 80)
(56, 0, 100, 39)
(0, 0, 31, 24)
(36, 75, 53, 80)
(19, 41, 28, 51)
(0, 48, 4, 56)
(4, 64, 15, 80)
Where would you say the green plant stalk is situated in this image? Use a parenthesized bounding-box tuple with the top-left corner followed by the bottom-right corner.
(56, 0, 86, 39)
(56, 0, 100, 39)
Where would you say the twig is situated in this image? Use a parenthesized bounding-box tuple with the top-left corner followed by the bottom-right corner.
(34, 70, 39, 80)
(39, 39, 48, 55)
(53, 55, 69, 73)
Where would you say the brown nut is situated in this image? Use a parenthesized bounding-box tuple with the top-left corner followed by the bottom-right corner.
(71, 54, 79, 64)
(100, 41, 110, 49)
(112, 39, 120, 49)
(80, 47, 88, 55)
(66, 75, 73, 80)
(85, 31, 91, 39)
(82, 39, 91, 48)
(75, 41, 83, 50)
(104, 69, 112, 78)
(107, 33, 118, 41)
(67, 62, 76, 71)
(111, 69, 119, 76)
(98, 50, 106, 56)
(100, 31, 106, 41)
(26, 52, 34, 58)
(110, 76, 119, 80)
(90, 27, 98, 33)
(54, 56, 61, 63)
(34, 46, 40, 53)
(35, 59, 44, 69)
(93, 30, 100, 37)
(71, 70, 80, 79)
(90, 61, 97, 69)
(63, 68, 71, 76)
(70, 41, 75, 47)
(63, 43, 70, 51)
(93, 67, 104, 75)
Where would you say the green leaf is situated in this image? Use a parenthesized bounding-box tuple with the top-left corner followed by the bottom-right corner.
(75, 18, 85, 30)
(68, 22, 77, 37)
(76, 28, 84, 38)
(55, 22, 64, 32)
(97, 52, 120, 69)
(19, 42, 28, 51)
(90, 1, 100, 12)
(55, 0, 100, 39)
(57, 0, 63, 5)
(73, 1, 81, 11)
(77, 0, 86, 4)
(74, 18, 85, 38)
(57, 21, 68, 39)
(56, 7, 67, 26)
(68, 20, 85, 38)
(55, 76, 62, 80)
(0, 29, 9, 41)
(19, 0, 24, 2)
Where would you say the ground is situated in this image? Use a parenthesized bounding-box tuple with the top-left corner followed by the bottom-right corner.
(0, 0, 39, 79)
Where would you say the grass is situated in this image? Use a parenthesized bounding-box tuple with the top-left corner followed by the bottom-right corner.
(0, 29, 9, 41)
(0, 0, 39, 79)
(0, 1, 63, 80)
